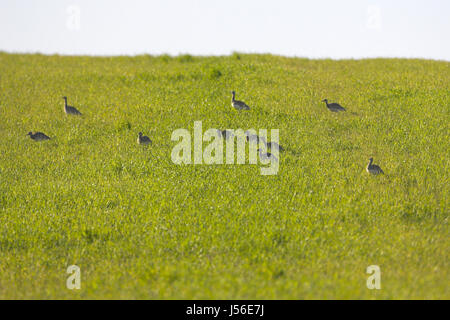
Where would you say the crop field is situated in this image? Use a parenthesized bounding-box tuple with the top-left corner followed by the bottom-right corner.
(0, 52, 448, 299)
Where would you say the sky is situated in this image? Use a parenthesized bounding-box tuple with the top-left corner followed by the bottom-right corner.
(0, 0, 449, 60)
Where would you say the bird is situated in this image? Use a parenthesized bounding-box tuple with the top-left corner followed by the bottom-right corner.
(231, 91, 250, 110)
(216, 129, 234, 140)
(137, 132, 152, 145)
(27, 131, 51, 141)
(257, 148, 278, 162)
(366, 157, 384, 175)
(322, 99, 346, 112)
(63, 96, 82, 115)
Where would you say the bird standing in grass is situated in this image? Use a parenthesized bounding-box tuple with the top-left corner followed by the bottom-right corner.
(366, 158, 384, 175)
(231, 91, 250, 110)
(63, 96, 82, 115)
(27, 131, 51, 141)
(322, 99, 346, 112)
(137, 132, 152, 145)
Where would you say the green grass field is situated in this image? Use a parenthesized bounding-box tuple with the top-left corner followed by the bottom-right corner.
(0, 52, 448, 299)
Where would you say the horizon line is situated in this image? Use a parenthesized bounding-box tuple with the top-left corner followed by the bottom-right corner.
(1, 50, 449, 62)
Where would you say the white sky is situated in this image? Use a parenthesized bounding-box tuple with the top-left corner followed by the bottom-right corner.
(0, 0, 449, 60)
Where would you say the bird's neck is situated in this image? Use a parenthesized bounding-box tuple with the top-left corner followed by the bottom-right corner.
(64, 99, 67, 107)
(231, 93, 235, 101)
(368, 159, 373, 167)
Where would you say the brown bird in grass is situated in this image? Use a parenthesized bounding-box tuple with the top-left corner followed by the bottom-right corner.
(137, 132, 152, 145)
(322, 99, 346, 112)
(231, 91, 251, 110)
(63, 96, 82, 115)
(27, 131, 51, 141)
(366, 157, 384, 175)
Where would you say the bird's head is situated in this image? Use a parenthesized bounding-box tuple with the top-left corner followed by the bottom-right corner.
(322, 99, 328, 103)
(62, 96, 67, 100)
(26, 132, 32, 136)
(231, 91, 235, 95)
(369, 157, 373, 162)
(138, 132, 143, 136)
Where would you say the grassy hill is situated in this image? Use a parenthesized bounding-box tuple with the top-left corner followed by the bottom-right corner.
(0, 52, 448, 299)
